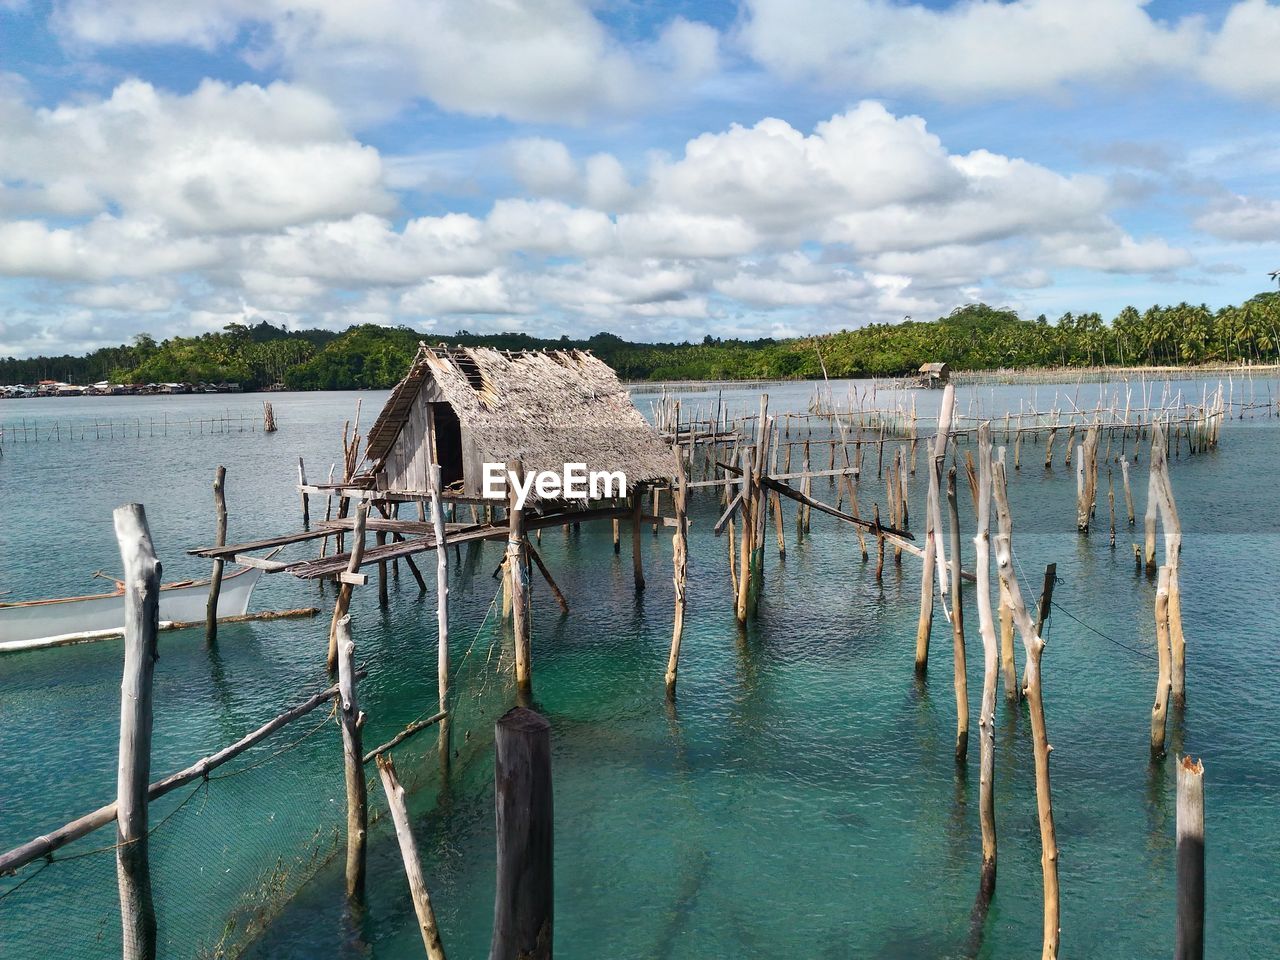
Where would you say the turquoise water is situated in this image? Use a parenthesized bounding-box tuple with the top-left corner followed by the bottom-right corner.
(1, 381, 1278, 958)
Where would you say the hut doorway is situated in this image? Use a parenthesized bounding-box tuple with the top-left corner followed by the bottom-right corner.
(429, 402, 464, 487)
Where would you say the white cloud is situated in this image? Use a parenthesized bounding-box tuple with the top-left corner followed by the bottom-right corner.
(54, 0, 719, 124)
(738, 0, 1280, 107)
(0, 78, 389, 232)
(1194, 195, 1280, 242)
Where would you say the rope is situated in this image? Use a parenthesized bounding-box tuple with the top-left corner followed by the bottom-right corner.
(206, 703, 338, 781)
(1049, 599, 1157, 661)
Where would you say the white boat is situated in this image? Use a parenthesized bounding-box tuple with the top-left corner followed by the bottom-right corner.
(0, 563, 268, 652)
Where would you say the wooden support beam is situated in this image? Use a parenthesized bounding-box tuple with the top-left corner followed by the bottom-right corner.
(631, 484, 646, 592)
(490, 708, 553, 960)
(527, 545, 569, 615)
(972, 424, 998, 913)
(916, 384, 956, 676)
(947, 468, 968, 764)
(113, 504, 160, 960)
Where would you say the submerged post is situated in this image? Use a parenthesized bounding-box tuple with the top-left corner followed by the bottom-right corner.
(113, 503, 160, 960)
(336, 614, 367, 903)
(376, 754, 448, 960)
(205, 465, 227, 645)
(666, 454, 689, 698)
(1176, 756, 1205, 960)
(490, 708, 553, 960)
(915, 384, 955, 675)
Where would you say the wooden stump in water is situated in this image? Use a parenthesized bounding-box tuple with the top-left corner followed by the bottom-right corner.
(971, 425, 999, 915)
(1150, 565, 1172, 758)
(376, 754, 448, 960)
(666, 456, 689, 697)
(1176, 756, 1205, 960)
(490, 708, 553, 960)
(947, 468, 968, 763)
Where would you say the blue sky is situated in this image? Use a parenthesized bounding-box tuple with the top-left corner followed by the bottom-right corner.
(1, 0, 1279, 357)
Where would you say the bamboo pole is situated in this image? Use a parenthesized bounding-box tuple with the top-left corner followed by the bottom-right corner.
(666, 455, 689, 697)
(375, 754, 448, 960)
(972, 426, 998, 905)
(915, 384, 955, 675)
(490, 708, 553, 960)
(507, 461, 531, 702)
(205, 465, 227, 645)
(113, 504, 160, 960)
(336, 614, 366, 902)
(327, 502, 369, 673)
(1151, 565, 1172, 758)
(992, 459, 1060, 960)
(948, 468, 968, 763)
(1175, 756, 1205, 960)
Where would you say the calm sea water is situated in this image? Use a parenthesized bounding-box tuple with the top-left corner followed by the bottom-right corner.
(1, 379, 1278, 959)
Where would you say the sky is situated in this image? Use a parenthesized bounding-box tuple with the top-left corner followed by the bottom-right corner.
(1, 0, 1279, 357)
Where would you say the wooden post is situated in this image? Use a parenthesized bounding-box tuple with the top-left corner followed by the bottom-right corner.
(631, 483, 646, 591)
(377, 529, 389, 605)
(972, 426, 998, 905)
(1151, 565, 1172, 758)
(490, 708, 553, 960)
(507, 461, 531, 701)
(736, 447, 755, 625)
(375, 754, 448, 960)
(991, 459, 1060, 960)
(298, 456, 310, 528)
(427, 463, 451, 772)
(666, 455, 689, 698)
(205, 465, 227, 645)
(1175, 756, 1205, 960)
(1121, 457, 1136, 526)
(113, 504, 160, 960)
(612, 518, 620, 554)
(336, 614, 367, 902)
(915, 384, 955, 675)
(327, 502, 368, 673)
(947, 468, 968, 763)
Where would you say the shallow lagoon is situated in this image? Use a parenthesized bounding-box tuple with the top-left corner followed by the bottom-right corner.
(2, 378, 1278, 958)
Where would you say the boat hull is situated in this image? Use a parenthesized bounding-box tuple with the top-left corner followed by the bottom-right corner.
(0, 565, 265, 648)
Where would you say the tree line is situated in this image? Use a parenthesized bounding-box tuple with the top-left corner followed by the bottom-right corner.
(3, 294, 1278, 390)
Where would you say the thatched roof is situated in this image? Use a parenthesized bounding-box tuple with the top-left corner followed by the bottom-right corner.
(919, 362, 949, 374)
(363, 345, 678, 494)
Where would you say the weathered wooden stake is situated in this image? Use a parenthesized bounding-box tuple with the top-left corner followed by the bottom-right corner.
(490, 708, 553, 960)
(972, 426, 998, 905)
(915, 384, 955, 675)
(375, 754, 448, 960)
(948, 468, 968, 763)
(1175, 755, 1205, 960)
(297, 456, 310, 528)
(427, 462, 451, 773)
(632, 483, 646, 591)
(999, 580, 1018, 703)
(327, 502, 368, 673)
(114, 504, 160, 960)
(666, 456, 689, 697)
(1151, 565, 1172, 758)
(1121, 456, 1136, 526)
(992, 458, 1060, 960)
(336, 614, 366, 902)
(507, 461, 531, 701)
(205, 465, 227, 645)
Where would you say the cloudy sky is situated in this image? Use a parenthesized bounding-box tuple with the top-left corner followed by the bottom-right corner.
(1, 0, 1279, 357)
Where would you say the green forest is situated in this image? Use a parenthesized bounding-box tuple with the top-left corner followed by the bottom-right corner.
(4, 294, 1280, 390)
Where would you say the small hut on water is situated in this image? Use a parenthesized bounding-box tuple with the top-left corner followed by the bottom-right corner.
(918, 362, 950, 388)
